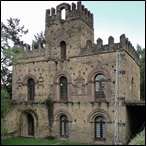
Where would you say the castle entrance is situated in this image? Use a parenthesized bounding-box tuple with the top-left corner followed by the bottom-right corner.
(126, 101, 145, 139)
(20, 110, 37, 137)
(27, 113, 34, 136)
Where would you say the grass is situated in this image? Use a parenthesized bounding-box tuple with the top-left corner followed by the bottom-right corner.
(128, 128, 145, 145)
(1, 137, 90, 145)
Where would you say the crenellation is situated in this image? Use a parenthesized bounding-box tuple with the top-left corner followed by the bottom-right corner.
(84, 8, 88, 14)
(51, 7, 55, 15)
(25, 44, 31, 51)
(97, 38, 103, 47)
(90, 13, 93, 19)
(32, 42, 35, 51)
(120, 34, 126, 45)
(127, 41, 131, 52)
(7, 2, 142, 145)
(45, 1, 93, 28)
(77, 1, 82, 11)
(72, 2, 76, 11)
(120, 34, 129, 49)
(31, 41, 44, 52)
(80, 34, 139, 64)
(87, 11, 90, 17)
(46, 9, 50, 16)
(90, 13, 93, 26)
(81, 5, 85, 11)
(45, 9, 50, 27)
(108, 36, 114, 45)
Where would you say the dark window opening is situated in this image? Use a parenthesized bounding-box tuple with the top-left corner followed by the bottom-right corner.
(28, 78, 35, 101)
(60, 41, 66, 60)
(118, 70, 126, 75)
(60, 115, 68, 137)
(60, 76, 68, 101)
(95, 116, 106, 141)
(131, 77, 134, 84)
(27, 113, 34, 136)
(94, 74, 106, 99)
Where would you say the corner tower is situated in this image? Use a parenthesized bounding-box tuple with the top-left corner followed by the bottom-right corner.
(45, 1, 94, 59)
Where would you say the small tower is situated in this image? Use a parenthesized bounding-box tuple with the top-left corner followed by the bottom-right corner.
(45, 1, 94, 59)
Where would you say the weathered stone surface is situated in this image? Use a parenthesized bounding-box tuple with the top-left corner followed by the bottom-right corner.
(4, 1, 140, 145)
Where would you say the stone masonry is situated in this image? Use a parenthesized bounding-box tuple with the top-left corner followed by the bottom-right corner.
(4, 1, 140, 145)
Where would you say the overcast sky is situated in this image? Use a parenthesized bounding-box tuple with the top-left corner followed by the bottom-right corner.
(1, 1, 145, 49)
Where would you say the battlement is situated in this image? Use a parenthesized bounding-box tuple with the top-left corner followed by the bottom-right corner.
(80, 34, 140, 64)
(16, 41, 45, 61)
(24, 41, 45, 52)
(45, 1, 93, 28)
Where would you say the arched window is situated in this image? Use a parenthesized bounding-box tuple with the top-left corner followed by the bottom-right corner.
(94, 74, 106, 100)
(28, 78, 35, 101)
(27, 113, 34, 136)
(60, 115, 68, 137)
(61, 9, 66, 20)
(60, 76, 68, 101)
(95, 116, 106, 141)
(60, 41, 66, 60)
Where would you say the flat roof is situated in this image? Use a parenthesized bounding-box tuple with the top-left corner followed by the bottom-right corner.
(125, 101, 145, 106)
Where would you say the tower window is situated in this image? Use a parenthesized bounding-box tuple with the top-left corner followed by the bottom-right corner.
(28, 78, 35, 101)
(60, 41, 66, 60)
(60, 76, 68, 101)
(61, 9, 66, 20)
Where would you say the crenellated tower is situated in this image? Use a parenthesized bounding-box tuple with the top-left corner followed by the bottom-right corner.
(6, 1, 144, 145)
(45, 1, 94, 59)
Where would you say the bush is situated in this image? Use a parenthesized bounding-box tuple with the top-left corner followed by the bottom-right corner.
(45, 135, 57, 140)
(1, 127, 8, 137)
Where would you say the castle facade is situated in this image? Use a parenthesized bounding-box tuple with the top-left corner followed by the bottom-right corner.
(5, 1, 141, 145)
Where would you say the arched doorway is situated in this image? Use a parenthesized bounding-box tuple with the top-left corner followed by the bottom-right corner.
(27, 113, 34, 136)
(20, 110, 37, 137)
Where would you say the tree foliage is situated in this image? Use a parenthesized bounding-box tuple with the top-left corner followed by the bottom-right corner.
(33, 31, 45, 49)
(1, 18, 28, 97)
(34, 31, 45, 43)
(1, 18, 28, 122)
(136, 44, 145, 100)
(1, 88, 10, 119)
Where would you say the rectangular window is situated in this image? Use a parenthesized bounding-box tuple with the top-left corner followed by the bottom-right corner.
(66, 122, 68, 136)
(96, 123, 100, 138)
(102, 123, 106, 138)
(101, 82, 106, 98)
(60, 77, 68, 101)
(95, 82, 100, 98)
(118, 70, 126, 75)
(61, 122, 64, 135)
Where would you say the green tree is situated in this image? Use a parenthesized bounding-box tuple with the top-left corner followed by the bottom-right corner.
(1, 88, 10, 119)
(1, 18, 28, 136)
(33, 31, 45, 49)
(1, 18, 28, 119)
(1, 18, 28, 97)
(136, 44, 145, 100)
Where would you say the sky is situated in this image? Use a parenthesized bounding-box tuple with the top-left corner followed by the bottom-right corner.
(1, 1, 145, 49)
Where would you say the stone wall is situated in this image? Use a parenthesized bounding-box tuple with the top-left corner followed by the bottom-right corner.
(4, 102, 49, 138)
(4, 1, 140, 145)
(52, 102, 114, 144)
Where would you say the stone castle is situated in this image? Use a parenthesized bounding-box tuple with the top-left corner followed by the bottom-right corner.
(4, 1, 145, 145)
